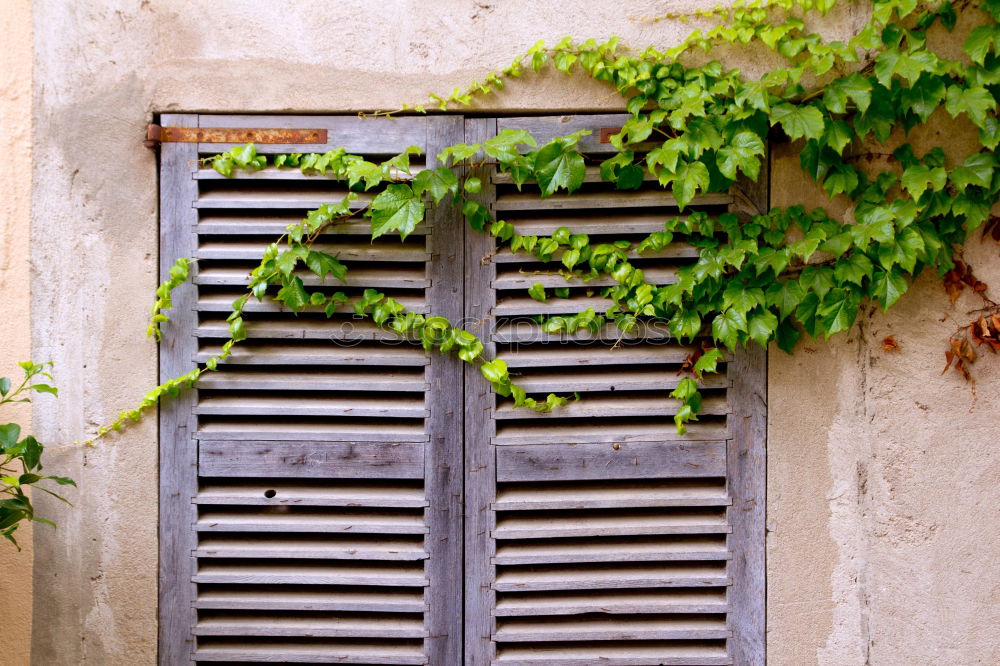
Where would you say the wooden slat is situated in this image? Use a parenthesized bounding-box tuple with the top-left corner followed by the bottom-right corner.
(494, 510, 729, 540)
(498, 345, 706, 368)
(495, 190, 731, 212)
(423, 114, 467, 665)
(196, 421, 429, 442)
(195, 614, 428, 638)
(195, 369, 426, 392)
(195, 588, 427, 613)
(494, 590, 728, 617)
(196, 293, 428, 314)
(494, 480, 729, 511)
(492, 165, 659, 186)
(196, 535, 427, 560)
(195, 185, 370, 209)
(494, 421, 730, 445)
(495, 643, 732, 665)
(494, 617, 731, 642)
(196, 509, 427, 534)
(463, 116, 499, 665)
(493, 563, 729, 592)
(193, 562, 428, 587)
(195, 165, 425, 181)
(494, 266, 678, 289)
(195, 266, 428, 288)
(158, 113, 199, 666)
(195, 342, 429, 366)
(494, 295, 612, 316)
(197, 113, 432, 154)
(496, 442, 727, 481)
(494, 537, 729, 565)
(197, 214, 428, 236)
(195, 640, 427, 665)
(493, 243, 697, 263)
(197, 240, 428, 262)
(494, 395, 729, 420)
(194, 394, 427, 418)
(199, 441, 425, 479)
(493, 321, 673, 344)
(195, 317, 414, 342)
(195, 481, 427, 507)
(511, 368, 727, 393)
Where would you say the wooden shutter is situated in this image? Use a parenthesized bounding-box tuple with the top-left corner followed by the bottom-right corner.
(464, 116, 766, 666)
(159, 114, 466, 665)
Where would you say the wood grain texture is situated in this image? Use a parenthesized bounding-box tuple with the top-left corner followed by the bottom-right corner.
(158, 113, 200, 666)
(727, 148, 769, 666)
(423, 115, 466, 666)
(496, 442, 727, 481)
(463, 117, 499, 666)
(198, 440, 425, 479)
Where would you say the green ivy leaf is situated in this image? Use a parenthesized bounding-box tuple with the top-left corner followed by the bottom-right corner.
(0, 424, 21, 450)
(717, 131, 765, 181)
(305, 251, 347, 283)
(534, 142, 586, 197)
(945, 85, 997, 127)
(869, 268, 909, 310)
(712, 308, 747, 350)
(668, 310, 702, 342)
(818, 287, 862, 337)
(765, 280, 805, 319)
(964, 25, 997, 65)
(483, 129, 537, 161)
(834, 253, 874, 286)
(951, 153, 996, 190)
(775, 319, 801, 353)
(748, 309, 779, 347)
(672, 160, 710, 209)
(823, 73, 872, 114)
(412, 167, 459, 203)
(528, 282, 547, 302)
(900, 74, 947, 123)
(275, 276, 310, 312)
(901, 164, 948, 199)
(369, 184, 425, 240)
(771, 103, 826, 141)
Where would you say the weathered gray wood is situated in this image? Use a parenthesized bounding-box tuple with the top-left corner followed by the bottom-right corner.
(493, 395, 729, 420)
(496, 442, 727, 481)
(197, 214, 427, 236)
(193, 394, 428, 418)
(495, 114, 640, 155)
(494, 480, 729, 511)
(494, 537, 728, 565)
(197, 240, 428, 262)
(195, 265, 429, 288)
(196, 421, 429, 442)
(158, 113, 199, 666)
(464, 117, 499, 666)
(726, 148, 769, 666)
(494, 589, 727, 617)
(194, 368, 427, 392)
(494, 421, 730, 445)
(493, 243, 698, 263)
(494, 616, 730, 642)
(195, 480, 427, 507)
(508, 368, 727, 394)
(195, 317, 422, 342)
(194, 342, 430, 366)
(195, 641, 428, 665)
(494, 645, 732, 666)
(422, 114, 466, 666)
(195, 614, 429, 638)
(727, 342, 767, 666)
(493, 321, 672, 344)
(493, 563, 730, 592)
(494, 266, 677, 289)
(493, 509, 729, 539)
(492, 164, 659, 185)
(196, 292, 427, 314)
(199, 440, 425, 479)
(195, 185, 370, 209)
(495, 190, 731, 211)
(194, 588, 428, 614)
(197, 113, 432, 154)
(193, 561, 428, 587)
(502, 212, 680, 236)
(493, 295, 613, 316)
(195, 508, 427, 534)
(195, 535, 427, 560)
(498, 344, 716, 368)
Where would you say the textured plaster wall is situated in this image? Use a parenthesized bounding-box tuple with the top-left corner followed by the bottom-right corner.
(0, 0, 34, 664)
(26, 1, 1000, 664)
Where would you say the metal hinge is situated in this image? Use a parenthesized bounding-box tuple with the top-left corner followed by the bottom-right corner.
(144, 124, 328, 149)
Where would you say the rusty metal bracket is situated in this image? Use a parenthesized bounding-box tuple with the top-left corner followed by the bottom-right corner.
(145, 124, 328, 149)
(599, 127, 623, 144)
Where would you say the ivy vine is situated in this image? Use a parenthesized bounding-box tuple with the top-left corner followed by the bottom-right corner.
(97, 0, 1000, 441)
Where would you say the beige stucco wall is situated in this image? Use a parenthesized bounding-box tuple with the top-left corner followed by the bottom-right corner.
(0, 0, 34, 663)
(22, 1, 1000, 664)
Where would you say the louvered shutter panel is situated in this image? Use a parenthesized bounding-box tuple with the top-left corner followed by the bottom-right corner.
(464, 116, 766, 666)
(159, 114, 466, 665)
